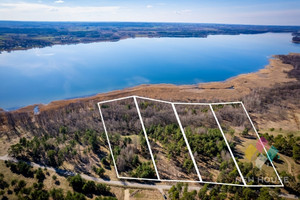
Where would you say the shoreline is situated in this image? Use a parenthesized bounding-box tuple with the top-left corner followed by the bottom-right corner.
(0, 32, 296, 54)
(1, 20, 299, 53)
(3, 53, 298, 114)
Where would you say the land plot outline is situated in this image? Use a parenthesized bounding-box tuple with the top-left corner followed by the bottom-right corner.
(98, 96, 159, 180)
(174, 104, 244, 185)
(97, 95, 284, 187)
(136, 97, 201, 181)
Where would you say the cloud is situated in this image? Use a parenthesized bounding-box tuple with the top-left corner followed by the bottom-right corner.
(36, 53, 55, 57)
(0, 2, 120, 21)
(54, 0, 64, 3)
(174, 9, 192, 15)
(0, 1, 299, 25)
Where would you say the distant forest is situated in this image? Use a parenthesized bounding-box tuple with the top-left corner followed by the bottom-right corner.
(0, 21, 299, 52)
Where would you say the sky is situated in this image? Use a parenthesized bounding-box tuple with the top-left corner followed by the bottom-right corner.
(0, 0, 300, 25)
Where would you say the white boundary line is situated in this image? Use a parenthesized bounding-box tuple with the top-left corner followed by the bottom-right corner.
(97, 95, 283, 187)
(117, 176, 284, 187)
(117, 176, 283, 187)
(98, 96, 160, 180)
(209, 104, 247, 186)
(97, 102, 120, 178)
(173, 101, 243, 105)
(134, 96, 161, 180)
(172, 103, 203, 182)
(240, 102, 284, 186)
(135, 96, 173, 104)
(136, 97, 203, 182)
(98, 95, 136, 105)
(174, 103, 250, 185)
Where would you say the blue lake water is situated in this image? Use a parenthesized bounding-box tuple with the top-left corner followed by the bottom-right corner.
(0, 33, 299, 110)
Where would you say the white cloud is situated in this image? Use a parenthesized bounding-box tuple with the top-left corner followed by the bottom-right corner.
(54, 0, 64, 3)
(0, 2, 299, 25)
(174, 9, 192, 15)
(0, 2, 120, 21)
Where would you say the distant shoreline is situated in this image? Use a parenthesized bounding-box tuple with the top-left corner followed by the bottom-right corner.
(1, 21, 299, 53)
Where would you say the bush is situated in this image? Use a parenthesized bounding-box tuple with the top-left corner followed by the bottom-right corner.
(7, 161, 34, 177)
(95, 183, 111, 196)
(52, 175, 57, 180)
(93, 166, 105, 177)
(183, 159, 193, 173)
(33, 182, 44, 190)
(82, 181, 96, 194)
(0, 175, 9, 189)
(257, 188, 272, 200)
(30, 188, 49, 200)
(101, 157, 109, 167)
(47, 150, 57, 167)
(65, 191, 86, 200)
(293, 144, 300, 162)
(169, 183, 197, 200)
(14, 180, 26, 194)
(11, 179, 17, 186)
(198, 184, 208, 199)
(68, 174, 84, 192)
(1, 196, 8, 200)
(36, 168, 46, 183)
(50, 188, 64, 200)
(131, 162, 156, 178)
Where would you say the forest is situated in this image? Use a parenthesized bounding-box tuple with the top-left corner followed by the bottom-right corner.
(100, 99, 158, 179)
(4, 93, 300, 198)
(0, 160, 117, 200)
(0, 54, 300, 199)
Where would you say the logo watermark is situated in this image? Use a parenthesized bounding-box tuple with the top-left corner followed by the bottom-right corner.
(244, 136, 279, 169)
(235, 176, 289, 184)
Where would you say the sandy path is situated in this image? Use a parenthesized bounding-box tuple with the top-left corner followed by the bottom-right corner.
(279, 153, 293, 175)
(124, 189, 130, 200)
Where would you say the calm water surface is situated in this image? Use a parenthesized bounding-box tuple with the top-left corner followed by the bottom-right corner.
(0, 33, 299, 110)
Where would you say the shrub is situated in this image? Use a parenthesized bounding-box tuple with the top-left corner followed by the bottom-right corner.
(50, 188, 64, 200)
(68, 174, 84, 192)
(47, 150, 57, 167)
(36, 168, 46, 183)
(82, 181, 96, 194)
(52, 175, 57, 180)
(7, 161, 34, 177)
(65, 191, 86, 200)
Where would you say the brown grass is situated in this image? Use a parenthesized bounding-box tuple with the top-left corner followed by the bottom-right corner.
(129, 188, 164, 200)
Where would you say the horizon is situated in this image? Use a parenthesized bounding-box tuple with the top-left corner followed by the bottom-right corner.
(1, 20, 300, 27)
(0, 0, 300, 26)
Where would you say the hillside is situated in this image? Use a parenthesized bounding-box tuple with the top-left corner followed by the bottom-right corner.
(0, 53, 299, 199)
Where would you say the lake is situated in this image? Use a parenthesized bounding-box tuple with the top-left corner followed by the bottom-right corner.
(0, 33, 299, 110)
